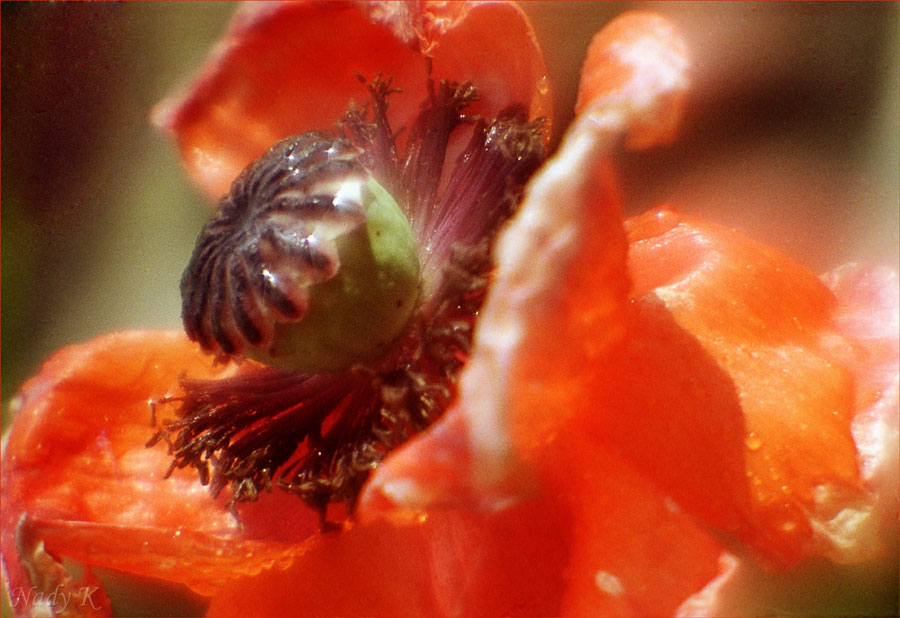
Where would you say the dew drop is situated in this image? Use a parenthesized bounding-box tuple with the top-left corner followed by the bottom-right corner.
(745, 432, 762, 451)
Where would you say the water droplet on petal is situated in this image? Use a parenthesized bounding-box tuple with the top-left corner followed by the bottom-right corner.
(745, 431, 762, 451)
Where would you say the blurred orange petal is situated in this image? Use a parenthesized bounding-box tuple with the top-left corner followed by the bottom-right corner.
(575, 11, 689, 148)
(823, 263, 899, 561)
(548, 437, 736, 617)
(207, 496, 570, 617)
(153, 0, 549, 199)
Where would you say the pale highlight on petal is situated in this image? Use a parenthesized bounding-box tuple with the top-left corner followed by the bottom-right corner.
(673, 553, 741, 618)
(575, 11, 689, 148)
(818, 264, 900, 563)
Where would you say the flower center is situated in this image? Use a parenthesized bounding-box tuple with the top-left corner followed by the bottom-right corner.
(149, 73, 545, 524)
(180, 132, 421, 372)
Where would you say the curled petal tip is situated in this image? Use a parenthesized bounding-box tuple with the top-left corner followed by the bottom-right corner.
(673, 553, 743, 618)
(575, 11, 690, 149)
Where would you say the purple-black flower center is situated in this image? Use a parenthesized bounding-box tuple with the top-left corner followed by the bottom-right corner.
(148, 74, 544, 524)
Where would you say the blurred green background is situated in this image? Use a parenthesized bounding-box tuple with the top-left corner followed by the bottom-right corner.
(1, 3, 897, 616)
(2, 2, 233, 409)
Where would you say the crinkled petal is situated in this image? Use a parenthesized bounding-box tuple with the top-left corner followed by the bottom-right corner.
(1, 331, 319, 613)
(621, 207, 897, 567)
(153, 0, 549, 199)
(822, 263, 899, 562)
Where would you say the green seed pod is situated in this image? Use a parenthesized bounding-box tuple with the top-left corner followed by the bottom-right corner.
(248, 177, 419, 372)
(181, 134, 420, 373)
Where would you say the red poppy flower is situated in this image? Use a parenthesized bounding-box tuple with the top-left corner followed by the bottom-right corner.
(2, 3, 897, 617)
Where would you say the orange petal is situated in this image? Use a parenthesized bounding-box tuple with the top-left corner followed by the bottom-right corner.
(616, 207, 886, 567)
(153, 0, 550, 199)
(575, 11, 689, 149)
(824, 263, 899, 407)
(207, 496, 569, 617)
(546, 434, 737, 617)
(0, 331, 318, 607)
(823, 263, 899, 561)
